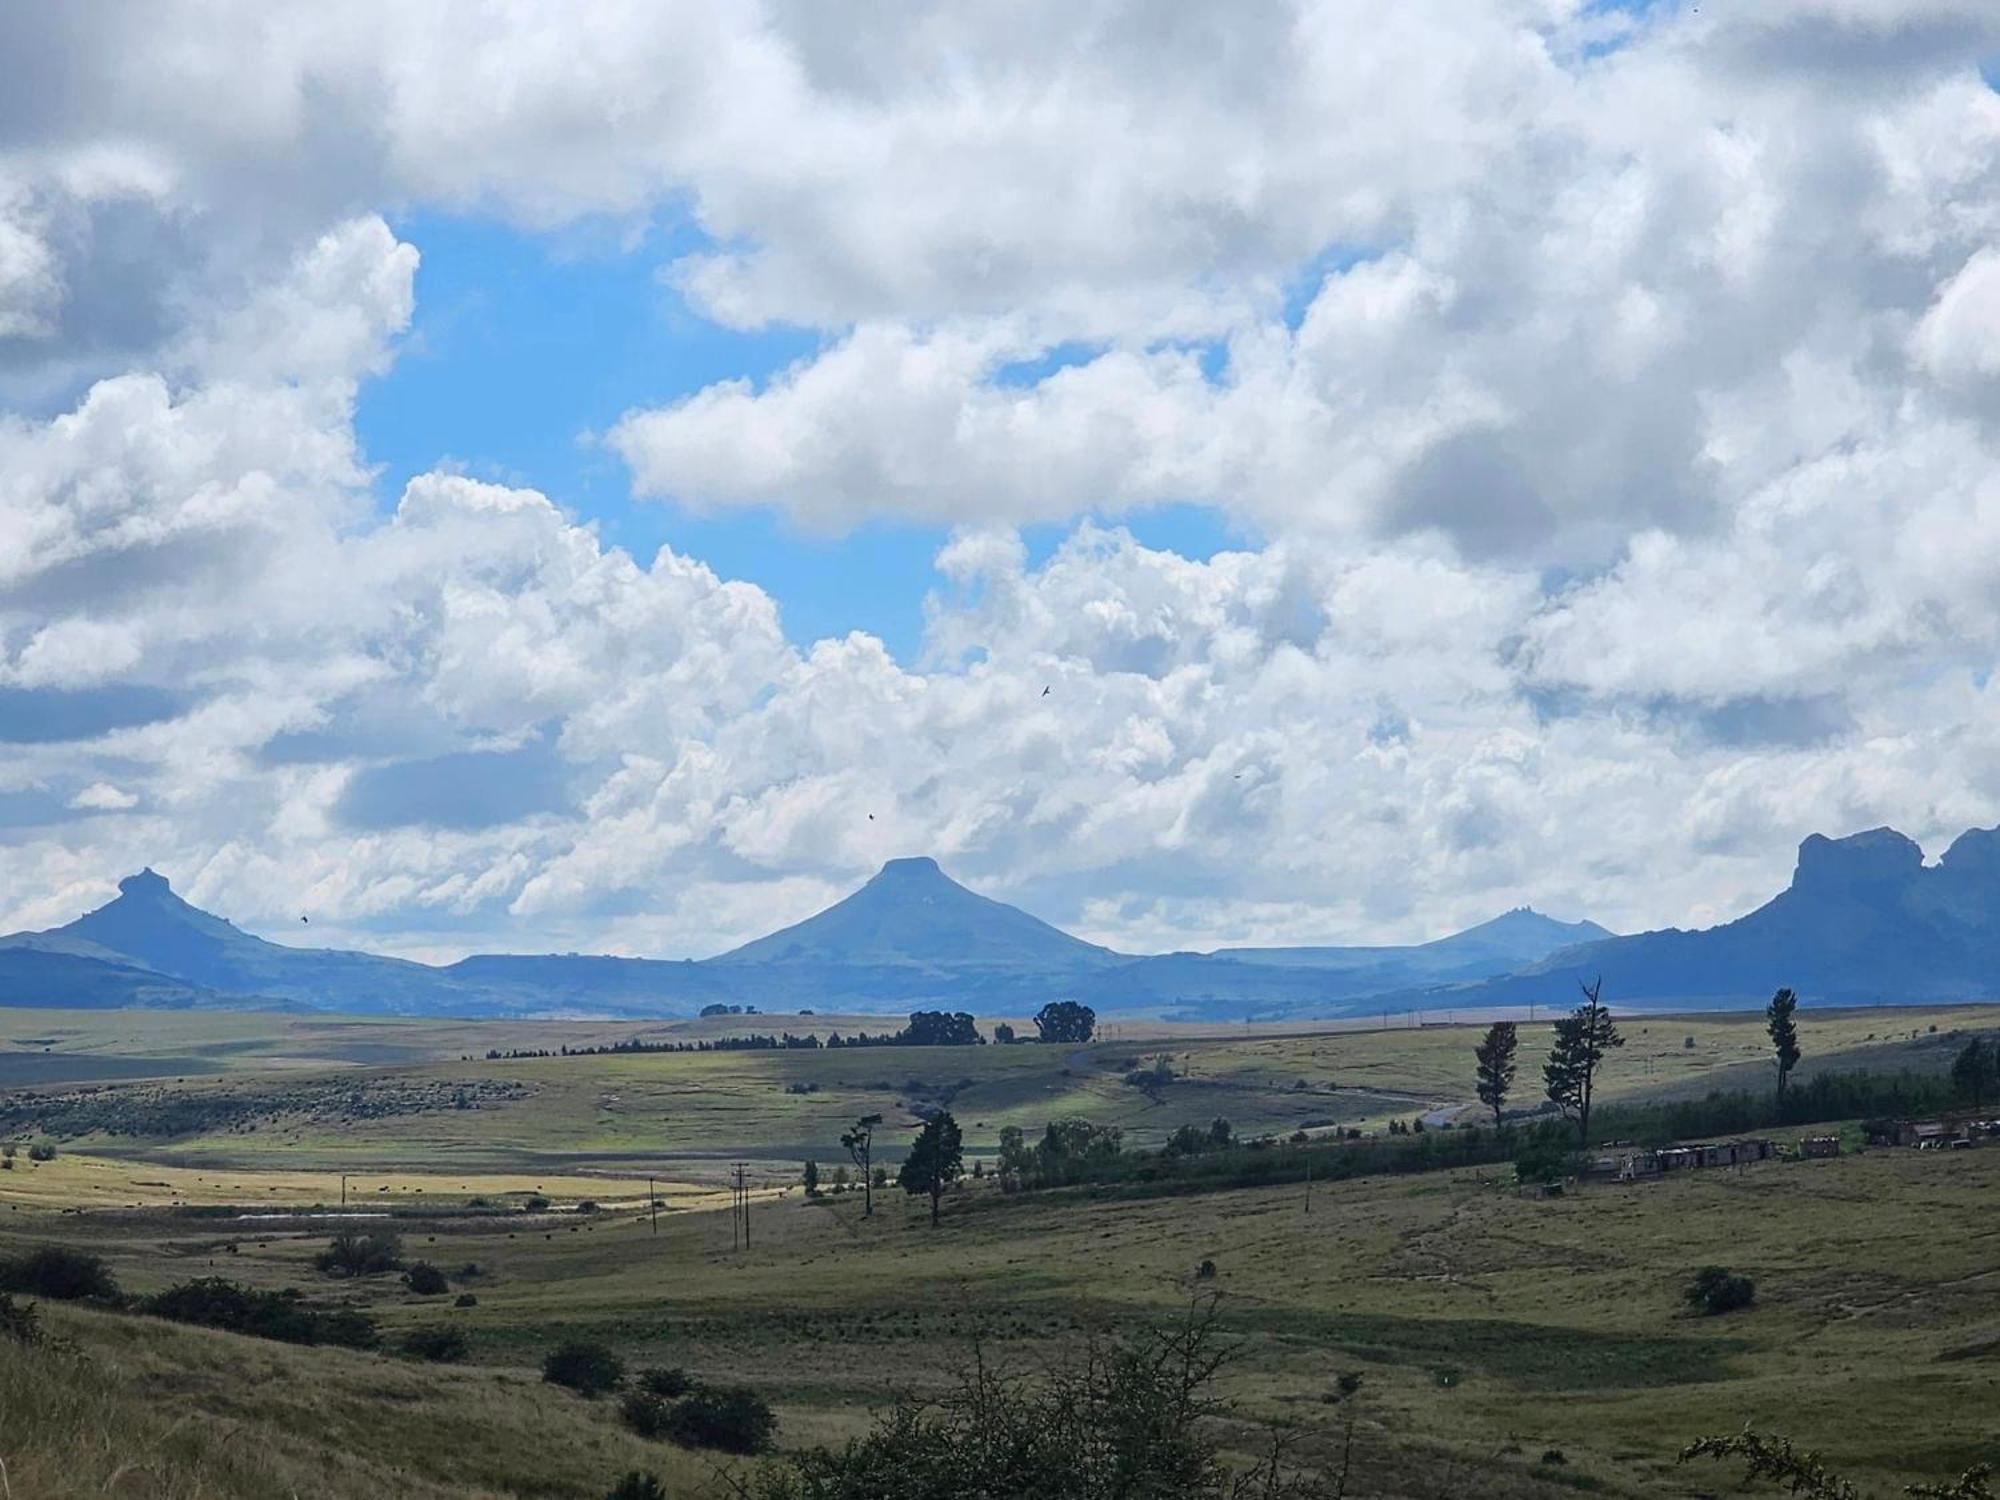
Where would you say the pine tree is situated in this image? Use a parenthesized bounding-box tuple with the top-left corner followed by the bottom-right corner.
(898, 1111, 965, 1227)
(1474, 1021, 1519, 1129)
(1543, 978, 1623, 1145)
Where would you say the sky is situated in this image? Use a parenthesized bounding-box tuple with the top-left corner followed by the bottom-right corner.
(4, 1, 2000, 962)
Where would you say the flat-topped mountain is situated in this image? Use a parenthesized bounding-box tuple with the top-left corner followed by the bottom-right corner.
(1422, 825, 2000, 1011)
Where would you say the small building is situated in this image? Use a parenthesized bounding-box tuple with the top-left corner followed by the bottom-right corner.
(1799, 1134, 1841, 1159)
(1905, 1121, 1949, 1149)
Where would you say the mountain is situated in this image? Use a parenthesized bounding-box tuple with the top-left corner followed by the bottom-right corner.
(713, 857, 1118, 970)
(1, 857, 1613, 1019)
(1411, 826, 2000, 1012)
(704, 855, 1122, 1010)
(1216, 908, 1614, 978)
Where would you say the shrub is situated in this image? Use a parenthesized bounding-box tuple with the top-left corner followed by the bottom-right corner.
(400, 1324, 469, 1362)
(1195, 1258, 1217, 1281)
(605, 1474, 667, 1500)
(26, 1143, 55, 1162)
(403, 1261, 449, 1296)
(753, 1297, 1326, 1496)
(522, 1195, 550, 1212)
(661, 1383, 776, 1454)
(1685, 1266, 1756, 1316)
(314, 1230, 404, 1277)
(0, 1291, 40, 1344)
(0, 1245, 120, 1302)
(454, 1292, 478, 1307)
(1513, 1136, 1577, 1186)
(638, 1366, 692, 1399)
(142, 1278, 379, 1348)
(621, 1390, 671, 1439)
(543, 1339, 624, 1396)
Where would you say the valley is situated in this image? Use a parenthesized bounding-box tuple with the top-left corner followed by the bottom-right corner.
(5, 1002, 1999, 1498)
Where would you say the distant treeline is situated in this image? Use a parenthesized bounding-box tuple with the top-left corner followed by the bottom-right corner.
(991, 1065, 1985, 1203)
(486, 1009, 987, 1060)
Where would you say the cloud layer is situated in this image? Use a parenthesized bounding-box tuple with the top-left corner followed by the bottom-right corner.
(3, 3, 2000, 960)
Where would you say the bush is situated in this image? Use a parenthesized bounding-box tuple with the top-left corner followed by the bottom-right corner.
(314, 1230, 404, 1277)
(400, 1324, 469, 1362)
(142, 1278, 379, 1349)
(543, 1339, 624, 1396)
(454, 1292, 478, 1307)
(1195, 1258, 1217, 1281)
(752, 1298, 1326, 1497)
(1684, 1266, 1756, 1316)
(0, 1245, 119, 1302)
(661, 1383, 777, 1455)
(621, 1390, 671, 1439)
(522, 1195, 551, 1212)
(403, 1261, 449, 1296)
(605, 1474, 667, 1500)
(1513, 1137, 1577, 1186)
(0, 1291, 40, 1344)
(26, 1143, 55, 1162)
(638, 1366, 692, 1399)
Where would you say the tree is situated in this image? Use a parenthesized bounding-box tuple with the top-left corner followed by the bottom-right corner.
(898, 1111, 964, 1226)
(801, 1159, 820, 1196)
(1033, 1000, 1097, 1045)
(1766, 987, 1802, 1099)
(1952, 1036, 1995, 1112)
(1543, 978, 1623, 1145)
(993, 1022, 1016, 1044)
(901, 1010, 984, 1046)
(840, 1114, 882, 1217)
(1474, 1021, 1518, 1129)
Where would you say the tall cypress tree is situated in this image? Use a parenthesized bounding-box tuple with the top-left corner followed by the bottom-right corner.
(1766, 988, 1801, 1100)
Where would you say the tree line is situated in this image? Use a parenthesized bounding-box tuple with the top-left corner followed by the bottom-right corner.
(487, 1001, 1099, 1061)
(1469, 979, 1997, 1144)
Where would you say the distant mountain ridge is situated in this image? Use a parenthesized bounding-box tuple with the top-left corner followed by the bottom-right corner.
(1391, 826, 2000, 1014)
(9, 827, 1995, 1019)
(0, 860, 1600, 1019)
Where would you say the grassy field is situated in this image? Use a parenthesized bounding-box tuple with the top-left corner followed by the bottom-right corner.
(3, 1001, 1998, 1498)
(3, 1002, 1992, 1175)
(5, 1142, 1997, 1498)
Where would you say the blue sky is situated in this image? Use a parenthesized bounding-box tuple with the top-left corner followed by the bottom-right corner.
(356, 213, 1248, 660)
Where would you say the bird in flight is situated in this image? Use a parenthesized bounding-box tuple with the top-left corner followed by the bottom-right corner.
(300, 916, 309, 924)
(1041, 685, 1050, 696)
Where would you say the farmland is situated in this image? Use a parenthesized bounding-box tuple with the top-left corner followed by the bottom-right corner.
(3, 1002, 1998, 1498)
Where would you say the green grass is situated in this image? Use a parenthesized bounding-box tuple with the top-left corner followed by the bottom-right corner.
(5, 1001, 2000, 1496)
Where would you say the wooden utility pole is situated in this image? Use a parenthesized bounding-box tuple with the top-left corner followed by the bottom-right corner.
(649, 1176, 658, 1234)
(729, 1163, 750, 1251)
(340, 1173, 348, 1207)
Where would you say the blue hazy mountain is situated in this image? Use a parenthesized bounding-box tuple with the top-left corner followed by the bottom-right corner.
(712, 856, 1120, 970)
(1215, 907, 1613, 978)
(31, 847, 1935, 1020)
(1393, 826, 2000, 1013)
